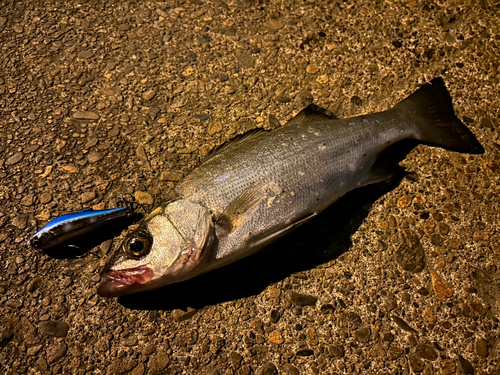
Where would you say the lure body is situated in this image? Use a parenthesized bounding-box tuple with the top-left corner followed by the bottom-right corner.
(28, 206, 133, 251)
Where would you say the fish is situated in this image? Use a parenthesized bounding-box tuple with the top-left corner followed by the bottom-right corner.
(28, 206, 135, 252)
(97, 77, 484, 297)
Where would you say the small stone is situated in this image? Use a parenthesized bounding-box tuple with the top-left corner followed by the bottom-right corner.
(118, 23, 131, 31)
(182, 67, 194, 77)
(160, 170, 184, 182)
(458, 354, 474, 375)
(268, 331, 283, 345)
(194, 113, 208, 121)
(234, 51, 255, 68)
(78, 50, 93, 59)
(264, 20, 283, 30)
(269, 310, 280, 323)
(134, 191, 154, 205)
(370, 344, 386, 358)
(441, 360, 457, 375)
(423, 306, 437, 323)
(388, 345, 404, 360)
(281, 364, 299, 375)
(61, 165, 79, 173)
(6, 152, 23, 165)
(277, 96, 291, 103)
(289, 291, 317, 306)
(296, 348, 314, 356)
(475, 337, 488, 358)
(87, 151, 104, 163)
(39, 321, 69, 337)
(36, 358, 48, 371)
(143, 89, 156, 101)
(306, 65, 319, 74)
(13, 24, 23, 33)
(27, 344, 43, 356)
(408, 353, 424, 373)
(395, 230, 426, 273)
(148, 352, 170, 372)
(267, 287, 280, 298)
(208, 122, 223, 134)
(171, 307, 197, 322)
(431, 271, 453, 298)
(316, 75, 329, 84)
(0, 17, 7, 27)
(398, 195, 412, 208)
(80, 191, 96, 203)
(391, 315, 417, 334)
(73, 111, 99, 120)
(306, 327, 318, 346)
(47, 343, 67, 364)
(21, 194, 35, 206)
(329, 344, 345, 358)
(40, 193, 52, 204)
(122, 336, 138, 347)
(415, 343, 438, 361)
(257, 362, 277, 375)
(354, 326, 371, 343)
(12, 215, 28, 229)
(229, 352, 243, 369)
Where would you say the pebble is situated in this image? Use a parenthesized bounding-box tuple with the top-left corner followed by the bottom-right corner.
(6, 152, 23, 165)
(264, 20, 283, 30)
(21, 194, 35, 206)
(281, 364, 299, 375)
(40, 192, 52, 204)
(172, 308, 197, 322)
(134, 191, 154, 205)
(267, 287, 280, 298)
(122, 336, 138, 347)
(296, 348, 314, 356)
(78, 50, 93, 59)
(0, 17, 6, 27)
(354, 326, 371, 343)
(61, 165, 79, 173)
(316, 75, 329, 84)
(398, 195, 412, 208)
(80, 191, 96, 203)
(408, 353, 424, 373)
(46, 343, 67, 364)
(229, 352, 243, 369)
(395, 230, 426, 273)
(87, 151, 104, 163)
(73, 111, 100, 120)
(148, 352, 170, 371)
(268, 331, 283, 345)
(234, 51, 255, 68)
(143, 89, 156, 101)
(160, 170, 184, 182)
(39, 321, 70, 337)
(458, 354, 475, 374)
(387, 345, 404, 360)
(370, 344, 386, 358)
(136, 146, 151, 170)
(118, 23, 131, 31)
(13, 24, 23, 33)
(475, 337, 488, 358)
(430, 271, 453, 298)
(415, 343, 438, 360)
(27, 344, 43, 356)
(306, 65, 319, 74)
(391, 315, 417, 334)
(306, 327, 319, 346)
(289, 291, 317, 306)
(12, 215, 28, 229)
(257, 362, 278, 375)
(423, 306, 437, 323)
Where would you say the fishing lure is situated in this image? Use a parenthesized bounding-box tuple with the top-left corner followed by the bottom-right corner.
(28, 196, 146, 253)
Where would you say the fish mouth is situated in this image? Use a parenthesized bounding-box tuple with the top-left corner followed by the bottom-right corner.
(97, 265, 154, 297)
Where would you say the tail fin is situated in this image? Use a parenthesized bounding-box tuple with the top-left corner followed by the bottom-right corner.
(393, 77, 484, 154)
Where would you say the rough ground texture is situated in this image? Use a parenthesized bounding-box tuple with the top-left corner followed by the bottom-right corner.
(1, 0, 500, 374)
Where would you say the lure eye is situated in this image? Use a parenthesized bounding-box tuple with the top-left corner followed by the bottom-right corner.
(123, 231, 152, 258)
(30, 238, 41, 250)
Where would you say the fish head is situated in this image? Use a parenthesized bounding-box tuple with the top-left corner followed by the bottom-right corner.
(28, 230, 57, 250)
(97, 199, 215, 297)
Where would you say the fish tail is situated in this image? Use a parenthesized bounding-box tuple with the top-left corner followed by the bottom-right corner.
(393, 77, 484, 154)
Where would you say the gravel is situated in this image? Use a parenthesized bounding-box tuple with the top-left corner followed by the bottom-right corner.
(1, 1, 499, 374)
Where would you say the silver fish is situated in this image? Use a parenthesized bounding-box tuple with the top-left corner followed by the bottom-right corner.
(97, 78, 483, 297)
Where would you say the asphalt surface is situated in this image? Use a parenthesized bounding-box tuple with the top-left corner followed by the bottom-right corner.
(1, 1, 500, 374)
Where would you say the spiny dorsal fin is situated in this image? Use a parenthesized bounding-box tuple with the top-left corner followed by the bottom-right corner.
(203, 128, 268, 163)
(286, 103, 338, 126)
(269, 114, 281, 128)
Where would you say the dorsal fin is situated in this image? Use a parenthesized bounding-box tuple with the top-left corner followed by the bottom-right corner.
(269, 114, 281, 128)
(286, 103, 338, 126)
(203, 128, 268, 163)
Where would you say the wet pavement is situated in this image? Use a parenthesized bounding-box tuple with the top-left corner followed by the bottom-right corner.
(1, 1, 499, 374)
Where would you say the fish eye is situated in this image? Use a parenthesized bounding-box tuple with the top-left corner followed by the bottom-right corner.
(123, 231, 152, 258)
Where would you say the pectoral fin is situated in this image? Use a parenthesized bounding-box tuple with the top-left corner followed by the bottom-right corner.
(216, 185, 266, 236)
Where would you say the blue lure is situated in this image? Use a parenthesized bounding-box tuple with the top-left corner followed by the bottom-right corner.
(28, 206, 134, 251)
